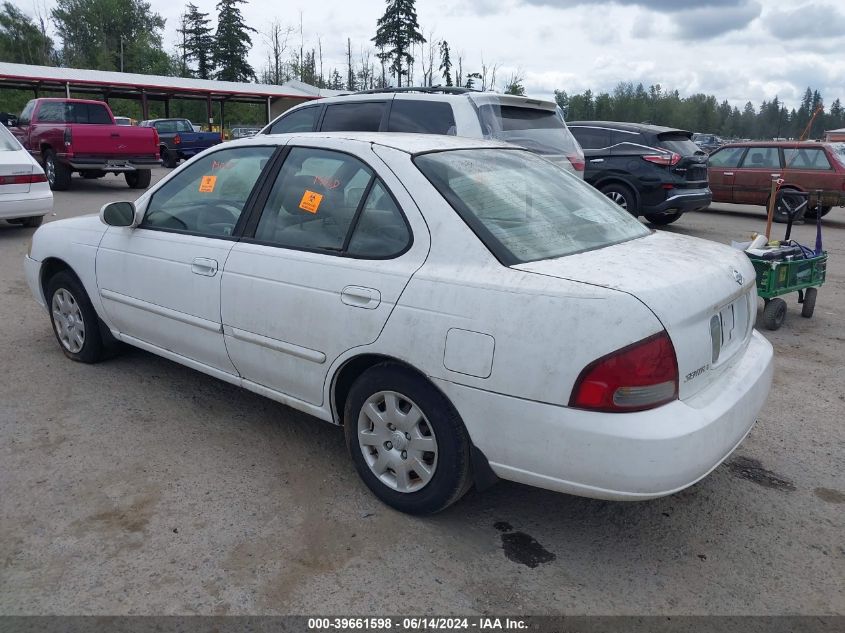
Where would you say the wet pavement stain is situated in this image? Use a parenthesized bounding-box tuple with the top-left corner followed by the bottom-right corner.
(814, 487, 845, 504)
(494, 522, 555, 568)
(727, 456, 796, 491)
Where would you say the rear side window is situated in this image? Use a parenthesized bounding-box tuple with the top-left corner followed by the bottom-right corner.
(66, 103, 112, 124)
(388, 101, 456, 134)
(655, 132, 701, 156)
(269, 107, 319, 134)
(783, 147, 831, 170)
(741, 147, 780, 168)
(570, 126, 611, 150)
(320, 102, 385, 132)
(708, 146, 745, 168)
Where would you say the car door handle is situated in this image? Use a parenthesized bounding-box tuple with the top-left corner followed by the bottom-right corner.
(771, 173, 781, 177)
(724, 172, 734, 176)
(191, 257, 218, 276)
(341, 285, 381, 309)
(589, 158, 604, 163)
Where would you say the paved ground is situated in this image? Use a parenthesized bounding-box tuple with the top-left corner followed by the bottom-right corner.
(1, 169, 843, 615)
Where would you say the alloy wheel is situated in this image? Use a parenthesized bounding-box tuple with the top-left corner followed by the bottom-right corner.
(605, 191, 628, 210)
(357, 390, 438, 493)
(51, 288, 85, 353)
(45, 156, 55, 187)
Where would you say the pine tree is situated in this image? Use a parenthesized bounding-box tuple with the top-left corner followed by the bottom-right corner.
(213, 0, 255, 82)
(439, 40, 452, 87)
(177, 3, 215, 79)
(372, 0, 425, 87)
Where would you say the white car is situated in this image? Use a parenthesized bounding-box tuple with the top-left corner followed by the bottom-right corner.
(24, 132, 773, 514)
(0, 123, 52, 227)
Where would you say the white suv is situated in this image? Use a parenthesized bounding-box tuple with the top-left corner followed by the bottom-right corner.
(260, 87, 586, 178)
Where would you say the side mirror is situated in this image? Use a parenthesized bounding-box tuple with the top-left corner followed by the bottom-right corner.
(100, 201, 136, 227)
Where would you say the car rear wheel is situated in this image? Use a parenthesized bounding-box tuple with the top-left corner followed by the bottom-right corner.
(46, 271, 105, 363)
(43, 150, 71, 191)
(161, 148, 178, 168)
(762, 298, 787, 330)
(125, 170, 152, 189)
(644, 211, 682, 226)
(344, 363, 472, 515)
(772, 191, 805, 224)
(600, 183, 638, 215)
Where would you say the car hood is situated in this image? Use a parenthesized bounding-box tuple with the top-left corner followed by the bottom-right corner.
(514, 231, 759, 399)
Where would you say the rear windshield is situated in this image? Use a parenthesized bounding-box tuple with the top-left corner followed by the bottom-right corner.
(0, 124, 21, 150)
(827, 143, 845, 168)
(476, 103, 582, 158)
(656, 132, 703, 156)
(415, 148, 649, 264)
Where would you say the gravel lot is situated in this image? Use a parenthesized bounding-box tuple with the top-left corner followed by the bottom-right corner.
(1, 168, 842, 615)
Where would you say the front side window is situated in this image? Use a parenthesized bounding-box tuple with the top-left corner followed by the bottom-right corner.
(36, 102, 65, 123)
(415, 148, 649, 264)
(708, 146, 745, 168)
(252, 147, 410, 257)
(269, 107, 320, 134)
(143, 145, 275, 236)
(320, 102, 385, 132)
(740, 147, 780, 168)
(783, 147, 831, 170)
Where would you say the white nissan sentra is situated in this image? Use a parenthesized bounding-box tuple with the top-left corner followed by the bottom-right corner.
(24, 133, 773, 514)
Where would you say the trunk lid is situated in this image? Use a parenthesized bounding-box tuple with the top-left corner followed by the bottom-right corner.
(0, 153, 34, 194)
(69, 125, 158, 158)
(514, 231, 758, 399)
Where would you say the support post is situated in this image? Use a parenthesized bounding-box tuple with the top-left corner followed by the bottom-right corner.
(220, 101, 225, 137)
(65, 82, 70, 98)
(141, 91, 149, 120)
(206, 95, 213, 129)
(164, 98, 170, 118)
(267, 97, 272, 124)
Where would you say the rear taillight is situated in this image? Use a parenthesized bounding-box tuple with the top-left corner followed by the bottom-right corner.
(569, 155, 585, 172)
(569, 331, 679, 412)
(174, 135, 181, 145)
(643, 152, 681, 166)
(0, 173, 48, 185)
(63, 128, 73, 155)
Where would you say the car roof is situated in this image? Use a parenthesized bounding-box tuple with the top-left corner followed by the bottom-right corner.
(719, 140, 831, 148)
(568, 120, 691, 135)
(254, 131, 514, 154)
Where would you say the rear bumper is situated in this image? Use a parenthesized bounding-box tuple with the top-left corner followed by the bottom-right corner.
(644, 187, 712, 215)
(433, 329, 773, 500)
(0, 190, 53, 220)
(65, 156, 159, 171)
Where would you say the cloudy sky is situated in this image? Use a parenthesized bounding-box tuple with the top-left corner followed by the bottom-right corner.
(37, 0, 845, 108)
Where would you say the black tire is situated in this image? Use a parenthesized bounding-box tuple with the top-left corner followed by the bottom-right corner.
(21, 215, 44, 228)
(772, 191, 805, 224)
(344, 363, 472, 515)
(644, 211, 682, 225)
(125, 169, 152, 189)
(45, 271, 105, 363)
(161, 147, 178, 168)
(801, 287, 817, 318)
(43, 149, 71, 191)
(599, 183, 638, 215)
(762, 298, 787, 331)
(805, 205, 831, 219)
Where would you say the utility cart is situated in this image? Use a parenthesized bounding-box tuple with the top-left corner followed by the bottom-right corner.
(745, 189, 828, 330)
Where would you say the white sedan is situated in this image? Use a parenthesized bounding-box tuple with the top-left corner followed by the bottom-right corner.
(0, 123, 52, 227)
(24, 132, 773, 514)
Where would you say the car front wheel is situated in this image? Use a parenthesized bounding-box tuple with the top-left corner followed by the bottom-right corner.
(600, 183, 638, 215)
(46, 271, 105, 363)
(344, 363, 472, 515)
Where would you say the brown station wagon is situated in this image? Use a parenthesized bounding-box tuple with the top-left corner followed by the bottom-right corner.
(708, 141, 845, 221)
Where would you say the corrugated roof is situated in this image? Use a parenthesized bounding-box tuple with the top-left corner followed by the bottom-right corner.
(0, 61, 326, 100)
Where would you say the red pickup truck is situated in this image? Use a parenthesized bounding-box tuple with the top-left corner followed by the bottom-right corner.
(10, 98, 159, 191)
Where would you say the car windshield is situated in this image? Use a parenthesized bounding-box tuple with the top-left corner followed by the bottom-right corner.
(474, 101, 582, 158)
(0, 124, 21, 151)
(415, 148, 650, 264)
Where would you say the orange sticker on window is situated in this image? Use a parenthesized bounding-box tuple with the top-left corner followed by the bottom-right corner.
(299, 190, 323, 213)
(199, 175, 217, 193)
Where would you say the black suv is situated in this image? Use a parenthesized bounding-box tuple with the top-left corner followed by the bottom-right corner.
(568, 121, 711, 225)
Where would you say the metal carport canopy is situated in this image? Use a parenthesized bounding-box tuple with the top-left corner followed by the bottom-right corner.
(0, 61, 323, 122)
